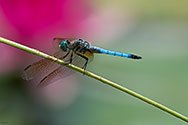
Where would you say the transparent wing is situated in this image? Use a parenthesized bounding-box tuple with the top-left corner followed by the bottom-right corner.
(37, 66, 72, 88)
(36, 52, 93, 87)
(22, 50, 66, 81)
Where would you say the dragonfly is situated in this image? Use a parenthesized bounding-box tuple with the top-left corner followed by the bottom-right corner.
(22, 38, 142, 87)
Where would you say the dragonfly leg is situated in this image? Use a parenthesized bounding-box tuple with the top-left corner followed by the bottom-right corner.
(61, 50, 70, 60)
(76, 53, 88, 70)
(69, 51, 74, 63)
(58, 50, 71, 64)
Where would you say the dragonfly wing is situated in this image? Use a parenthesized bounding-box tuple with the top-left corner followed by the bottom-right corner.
(37, 66, 74, 88)
(22, 50, 67, 81)
(22, 58, 57, 80)
(37, 52, 93, 87)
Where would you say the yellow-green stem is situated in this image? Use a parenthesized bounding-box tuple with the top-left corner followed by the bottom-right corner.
(0, 36, 187, 123)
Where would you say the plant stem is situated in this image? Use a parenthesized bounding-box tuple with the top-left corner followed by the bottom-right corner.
(0, 36, 187, 123)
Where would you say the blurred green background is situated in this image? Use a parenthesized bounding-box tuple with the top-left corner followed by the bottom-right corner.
(0, 0, 188, 125)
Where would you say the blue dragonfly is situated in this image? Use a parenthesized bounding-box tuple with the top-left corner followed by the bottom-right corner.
(23, 38, 142, 87)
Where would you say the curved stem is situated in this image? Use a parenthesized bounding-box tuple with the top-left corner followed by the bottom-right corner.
(0, 36, 187, 123)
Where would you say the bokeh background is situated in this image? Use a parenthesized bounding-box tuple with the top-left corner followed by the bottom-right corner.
(0, 0, 188, 125)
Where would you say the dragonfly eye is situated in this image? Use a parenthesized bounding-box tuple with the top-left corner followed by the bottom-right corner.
(77, 39, 83, 43)
(59, 40, 68, 51)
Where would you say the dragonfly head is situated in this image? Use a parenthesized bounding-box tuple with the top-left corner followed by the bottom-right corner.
(59, 39, 70, 52)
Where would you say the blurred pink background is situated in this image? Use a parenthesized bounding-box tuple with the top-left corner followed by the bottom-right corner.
(0, 0, 95, 107)
(0, 0, 134, 107)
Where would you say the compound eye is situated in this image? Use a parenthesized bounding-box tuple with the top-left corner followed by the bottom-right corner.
(77, 39, 83, 43)
(59, 39, 68, 51)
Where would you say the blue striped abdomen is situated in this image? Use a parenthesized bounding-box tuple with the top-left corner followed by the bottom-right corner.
(89, 46, 141, 59)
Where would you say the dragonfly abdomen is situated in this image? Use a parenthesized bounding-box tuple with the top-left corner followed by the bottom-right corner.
(90, 46, 141, 59)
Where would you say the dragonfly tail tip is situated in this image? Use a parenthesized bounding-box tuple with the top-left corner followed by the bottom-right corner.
(129, 54, 142, 59)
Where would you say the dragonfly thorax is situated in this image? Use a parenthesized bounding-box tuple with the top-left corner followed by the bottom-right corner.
(73, 39, 90, 54)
